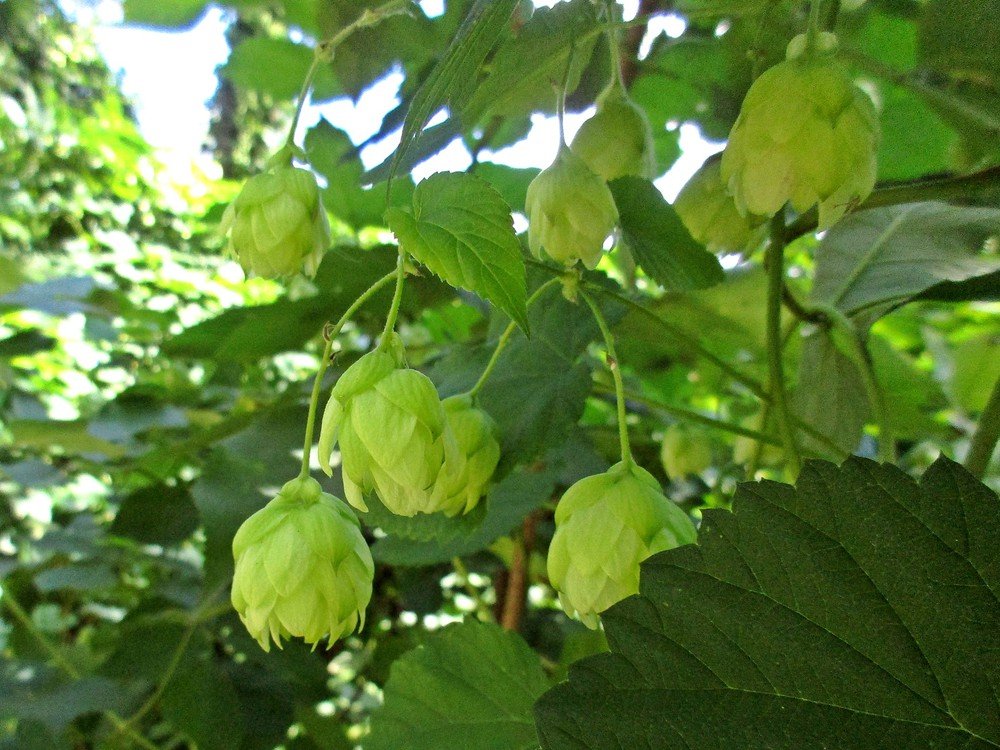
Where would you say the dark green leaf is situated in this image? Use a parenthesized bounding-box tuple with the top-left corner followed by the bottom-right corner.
(811, 202, 1000, 328)
(110, 484, 199, 546)
(535, 457, 1000, 749)
(371, 465, 557, 566)
(609, 177, 724, 291)
(386, 172, 528, 332)
(368, 620, 549, 750)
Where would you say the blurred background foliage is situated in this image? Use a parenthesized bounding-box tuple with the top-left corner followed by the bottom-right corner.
(0, 0, 997, 748)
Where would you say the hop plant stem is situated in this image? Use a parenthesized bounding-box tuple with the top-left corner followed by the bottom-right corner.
(299, 269, 398, 478)
(467, 278, 560, 399)
(767, 215, 802, 476)
(581, 289, 633, 469)
(378, 248, 408, 347)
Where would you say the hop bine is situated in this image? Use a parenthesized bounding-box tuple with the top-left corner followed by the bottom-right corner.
(231, 476, 373, 652)
(547, 461, 697, 628)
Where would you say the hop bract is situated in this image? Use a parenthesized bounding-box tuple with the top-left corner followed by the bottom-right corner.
(525, 145, 619, 270)
(571, 83, 656, 181)
(221, 161, 330, 279)
(231, 476, 373, 652)
(318, 335, 459, 517)
(430, 394, 501, 517)
(660, 424, 712, 478)
(720, 35, 878, 230)
(547, 461, 697, 628)
(675, 157, 764, 253)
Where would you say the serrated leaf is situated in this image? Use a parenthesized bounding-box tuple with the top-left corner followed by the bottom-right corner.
(811, 202, 1000, 329)
(367, 620, 549, 750)
(386, 172, 528, 332)
(609, 177, 724, 292)
(534, 456, 1000, 749)
(385, 0, 519, 186)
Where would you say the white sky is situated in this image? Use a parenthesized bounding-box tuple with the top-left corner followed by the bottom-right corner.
(63, 0, 718, 199)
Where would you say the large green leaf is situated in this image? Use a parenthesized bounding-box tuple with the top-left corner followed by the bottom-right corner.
(810, 202, 1000, 329)
(386, 0, 520, 186)
(534, 457, 1000, 749)
(919, 0, 1000, 82)
(386, 171, 528, 332)
(367, 620, 549, 750)
(110, 484, 200, 546)
(609, 177, 724, 292)
(222, 38, 337, 101)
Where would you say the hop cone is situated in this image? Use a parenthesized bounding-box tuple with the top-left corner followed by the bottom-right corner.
(430, 395, 501, 517)
(525, 145, 618, 270)
(221, 161, 330, 279)
(660, 424, 712, 478)
(571, 84, 656, 181)
(675, 157, 764, 253)
(318, 336, 459, 517)
(231, 476, 373, 652)
(547, 461, 696, 628)
(720, 35, 879, 230)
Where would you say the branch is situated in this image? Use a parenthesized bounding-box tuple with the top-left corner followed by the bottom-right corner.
(965, 374, 1000, 480)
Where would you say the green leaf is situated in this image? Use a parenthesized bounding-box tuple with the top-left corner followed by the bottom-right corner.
(368, 620, 549, 750)
(463, 0, 603, 119)
(534, 456, 1000, 749)
(110, 484, 200, 546)
(919, 0, 1000, 82)
(0, 667, 124, 735)
(223, 38, 337, 101)
(386, 172, 528, 332)
(161, 656, 245, 750)
(609, 177, 724, 292)
(163, 248, 408, 362)
(811, 202, 1000, 329)
(304, 119, 414, 229)
(123, 0, 207, 28)
(370, 465, 557, 566)
(386, 0, 520, 186)
(7, 420, 126, 459)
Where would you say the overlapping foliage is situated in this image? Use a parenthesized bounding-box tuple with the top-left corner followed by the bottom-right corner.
(0, 0, 997, 748)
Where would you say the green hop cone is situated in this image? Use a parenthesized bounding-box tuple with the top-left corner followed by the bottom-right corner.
(660, 424, 712, 478)
(525, 145, 619, 270)
(674, 156, 765, 253)
(547, 461, 697, 628)
(570, 83, 656, 181)
(430, 394, 501, 517)
(221, 157, 331, 279)
(720, 34, 879, 230)
(231, 476, 373, 652)
(318, 335, 460, 517)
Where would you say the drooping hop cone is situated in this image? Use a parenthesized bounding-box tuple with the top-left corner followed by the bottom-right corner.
(231, 476, 373, 652)
(571, 83, 656, 182)
(720, 36, 879, 230)
(221, 164, 331, 279)
(430, 394, 501, 517)
(525, 145, 619, 270)
(674, 156, 765, 253)
(318, 336, 460, 517)
(547, 461, 696, 628)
